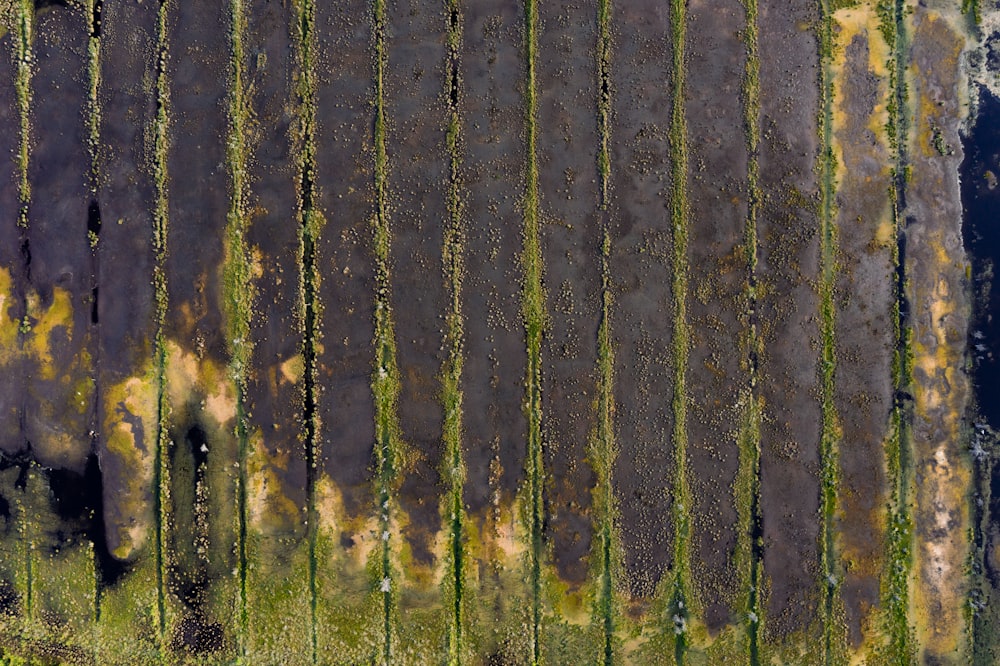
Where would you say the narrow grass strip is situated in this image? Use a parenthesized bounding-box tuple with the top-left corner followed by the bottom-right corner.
(291, 0, 319, 661)
(877, 0, 915, 659)
(520, 1, 545, 662)
(817, 1, 842, 662)
(151, 0, 172, 649)
(86, 0, 101, 196)
(443, 1, 467, 663)
(594, 0, 616, 663)
(668, 0, 693, 660)
(85, 0, 102, 631)
(738, 0, 763, 662)
(224, 0, 252, 656)
(370, 1, 403, 662)
(14, 0, 31, 229)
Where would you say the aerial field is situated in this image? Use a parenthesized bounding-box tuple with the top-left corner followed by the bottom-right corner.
(0, 0, 994, 663)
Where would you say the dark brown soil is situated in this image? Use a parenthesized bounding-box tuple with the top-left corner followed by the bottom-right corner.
(0, 28, 25, 457)
(24, 4, 93, 473)
(384, 0, 450, 571)
(243, 0, 308, 541)
(164, 0, 238, 652)
(96, 0, 158, 561)
(313, 0, 377, 523)
(756, 0, 823, 644)
(832, 31, 894, 649)
(459, 1, 528, 518)
(608, 0, 676, 604)
(536, 0, 601, 589)
(684, 0, 750, 633)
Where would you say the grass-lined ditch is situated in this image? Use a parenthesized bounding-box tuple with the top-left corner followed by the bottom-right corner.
(737, 0, 764, 661)
(594, 1, 616, 662)
(817, 0, 847, 662)
(668, 0, 693, 659)
(876, 0, 916, 659)
(442, 0, 467, 661)
(521, 0, 545, 661)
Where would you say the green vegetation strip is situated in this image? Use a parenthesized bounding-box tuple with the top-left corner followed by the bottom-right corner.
(521, 0, 545, 661)
(876, 0, 914, 660)
(14, 0, 31, 228)
(371, 0, 403, 661)
(152, 0, 172, 649)
(817, 1, 843, 662)
(86, 0, 101, 196)
(224, 0, 252, 655)
(594, 0, 617, 664)
(738, 0, 763, 662)
(292, 0, 319, 660)
(443, 1, 466, 663)
(668, 0, 694, 660)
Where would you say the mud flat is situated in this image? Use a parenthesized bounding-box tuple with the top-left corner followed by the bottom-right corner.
(94, 0, 162, 659)
(239, 0, 311, 661)
(828, 10, 895, 655)
(381, 0, 451, 658)
(904, 7, 972, 663)
(162, 0, 239, 656)
(606, 0, 676, 656)
(682, 0, 749, 653)
(311, 1, 381, 659)
(755, 0, 823, 659)
(534, 0, 601, 656)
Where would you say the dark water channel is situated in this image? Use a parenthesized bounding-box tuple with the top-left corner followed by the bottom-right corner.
(961, 84, 1000, 661)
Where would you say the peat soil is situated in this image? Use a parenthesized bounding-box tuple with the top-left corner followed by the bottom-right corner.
(163, 0, 238, 654)
(906, 10, 971, 660)
(241, 0, 311, 658)
(0, 18, 24, 626)
(756, 0, 823, 650)
(459, 1, 528, 519)
(313, 0, 376, 529)
(831, 30, 894, 649)
(384, 0, 449, 580)
(607, 0, 676, 618)
(535, 0, 601, 593)
(0, 21, 23, 458)
(24, 3, 94, 473)
(96, 0, 159, 566)
(23, 4, 101, 649)
(458, 1, 531, 659)
(684, 0, 749, 635)
(312, 1, 381, 659)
